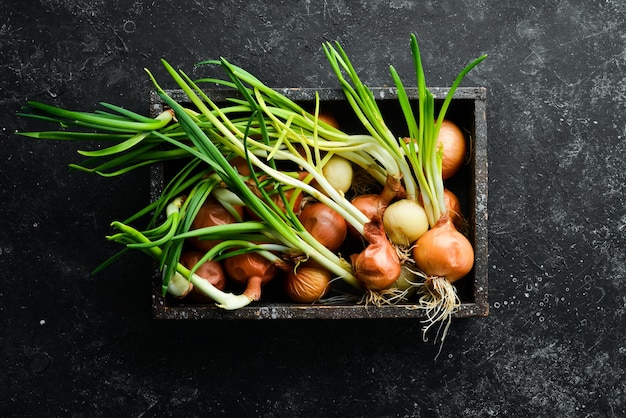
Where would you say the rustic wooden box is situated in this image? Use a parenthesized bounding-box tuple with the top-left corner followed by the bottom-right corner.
(148, 87, 488, 319)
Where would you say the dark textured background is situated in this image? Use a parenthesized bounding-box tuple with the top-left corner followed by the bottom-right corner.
(1, 1, 625, 416)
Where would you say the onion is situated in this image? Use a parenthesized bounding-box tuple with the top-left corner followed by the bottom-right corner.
(317, 111, 340, 129)
(321, 155, 353, 194)
(223, 252, 277, 301)
(285, 261, 332, 303)
(298, 202, 347, 251)
(351, 194, 384, 224)
(412, 215, 474, 335)
(443, 188, 462, 227)
(190, 196, 244, 252)
(412, 215, 474, 283)
(381, 264, 424, 303)
(382, 199, 429, 246)
(231, 156, 252, 177)
(350, 220, 401, 292)
(166, 272, 193, 299)
(349, 174, 405, 237)
(180, 251, 226, 303)
(437, 120, 466, 180)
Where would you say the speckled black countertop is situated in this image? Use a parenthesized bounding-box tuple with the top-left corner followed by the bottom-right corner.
(1, 1, 624, 417)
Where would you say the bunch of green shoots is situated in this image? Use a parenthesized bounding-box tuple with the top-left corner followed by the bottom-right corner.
(18, 35, 486, 311)
(324, 35, 487, 226)
(17, 55, 414, 308)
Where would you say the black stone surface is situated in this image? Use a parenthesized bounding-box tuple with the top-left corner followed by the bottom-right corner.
(1, 1, 625, 416)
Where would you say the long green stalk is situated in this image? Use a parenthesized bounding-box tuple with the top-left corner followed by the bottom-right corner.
(144, 63, 361, 289)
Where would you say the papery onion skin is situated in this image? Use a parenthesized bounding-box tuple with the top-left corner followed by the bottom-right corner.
(317, 112, 340, 129)
(285, 261, 332, 303)
(299, 202, 347, 252)
(351, 194, 384, 224)
(190, 197, 244, 252)
(223, 252, 277, 301)
(348, 175, 406, 238)
(350, 221, 402, 290)
(382, 198, 429, 246)
(180, 251, 226, 303)
(412, 215, 474, 283)
(438, 120, 466, 180)
(443, 188, 463, 228)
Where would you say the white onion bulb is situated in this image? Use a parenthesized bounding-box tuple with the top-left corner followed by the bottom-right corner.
(382, 199, 429, 246)
(322, 155, 353, 194)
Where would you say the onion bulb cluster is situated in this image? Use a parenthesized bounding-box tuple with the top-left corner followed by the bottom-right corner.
(18, 34, 484, 350)
(164, 117, 473, 310)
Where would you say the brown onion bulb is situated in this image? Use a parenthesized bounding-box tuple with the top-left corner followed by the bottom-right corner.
(190, 197, 244, 252)
(317, 112, 340, 129)
(285, 261, 332, 303)
(351, 194, 385, 223)
(412, 216, 474, 283)
(443, 188, 462, 228)
(350, 221, 402, 291)
(299, 202, 347, 251)
(231, 156, 252, 177)
(348, 175, 406, 238)
(438, 120, 466, 180)
(223, 252, 276, 301)
(180, 251, 226, 303)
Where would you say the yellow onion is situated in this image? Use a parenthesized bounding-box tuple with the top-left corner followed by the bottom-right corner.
(412, 215, 474, 283)
(223, 252, 276, 301)
(180, 251, 226, 303)
(382, 198, 429, 246)
(437, 120, 466, 180)
(299, 202, 347, 251)
(443, 188, 462, 228)
(350, 220, 402, 291)
(285, 261, 332, 303)
(190, 197, 244, 252)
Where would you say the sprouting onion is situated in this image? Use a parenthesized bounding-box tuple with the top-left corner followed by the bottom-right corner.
(320, 35, 486, 341)
(107, 197, 255, 310)
(391, 34, 486, 341)
(144, 61, 366, 290)
(16, 34, 487, 329)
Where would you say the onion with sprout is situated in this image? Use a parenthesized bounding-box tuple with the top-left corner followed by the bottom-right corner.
(350, 220, 402, 302)
(179, 251, 227, 303)
(390, 34, 486, 343)
(189, 196, 244, 252)
(284, 260, 332, 303)
(15, 34, 486, 344)
(298, 202, 347, 252)
(223, 252, 277, 302)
